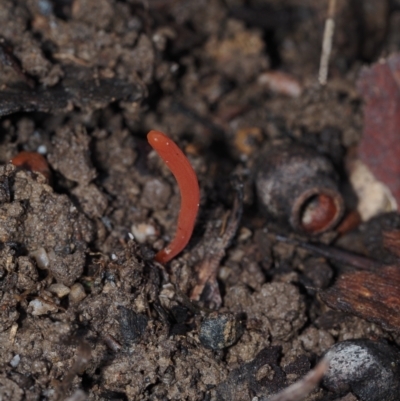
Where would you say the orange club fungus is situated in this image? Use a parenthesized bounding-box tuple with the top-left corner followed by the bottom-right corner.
(11, 151, 51, 182)
(147, 130, 200, 264)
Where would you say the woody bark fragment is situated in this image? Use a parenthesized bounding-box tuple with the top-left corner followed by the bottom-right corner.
(321, 265, 400, 332)
(190, 179, 243, 307)
(357, 53, 400, 207)
(275, 230, 400, 332)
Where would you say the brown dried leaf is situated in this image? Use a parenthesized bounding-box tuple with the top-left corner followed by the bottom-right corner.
(357, 53, 400, 207)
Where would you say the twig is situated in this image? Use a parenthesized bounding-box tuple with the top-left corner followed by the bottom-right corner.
(318, 0, 336, 85)
(264, 357, 329, 401)
(273, 233, 384, 271)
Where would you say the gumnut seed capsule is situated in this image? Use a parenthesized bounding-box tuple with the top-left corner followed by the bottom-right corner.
(255, 142, 344, 234)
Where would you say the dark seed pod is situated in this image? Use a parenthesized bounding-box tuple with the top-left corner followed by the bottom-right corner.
(255, 143, 344, 234)
(199, 312, 245, 350)
(323, 339, 400, 401)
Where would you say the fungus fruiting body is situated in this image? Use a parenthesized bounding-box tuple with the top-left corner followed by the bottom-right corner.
(147, 130, 200, 264)
(11, 151, 51, 182)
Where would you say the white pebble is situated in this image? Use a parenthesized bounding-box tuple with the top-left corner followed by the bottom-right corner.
(9, 354, 20, 368)
(49, 283, 70, 298)
(37, 145, 47, 155)
(30, 248, 49, 270)
(131, 223, 156, 243)
(28, 299, 57, 316)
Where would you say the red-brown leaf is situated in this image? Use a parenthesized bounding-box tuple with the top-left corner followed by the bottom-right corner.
(357, 53, 400, 206)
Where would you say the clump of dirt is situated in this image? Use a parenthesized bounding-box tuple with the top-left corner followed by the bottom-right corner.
(0, 0, 399, 400)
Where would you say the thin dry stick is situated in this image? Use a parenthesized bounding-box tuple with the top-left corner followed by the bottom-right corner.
(266, 357, 330, 401)
(318, 0, 336, 85)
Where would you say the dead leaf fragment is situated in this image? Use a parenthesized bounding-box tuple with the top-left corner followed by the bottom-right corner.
(357, 53, 400, 208)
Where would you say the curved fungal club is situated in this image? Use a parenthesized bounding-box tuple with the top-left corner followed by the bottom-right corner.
(11, 151, 51, 182)
(147, 130, 200, 264)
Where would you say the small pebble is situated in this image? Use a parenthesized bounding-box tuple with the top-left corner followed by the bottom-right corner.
(9, 354, 20, 368)
(28, 298, 57, 316)
(323, 339, 400, 401)
(199, 312, 245, 350)
(238, 227, 252, 242)
(131, 223, 156, 243)
(37, 145, 47, 154)
(48, 283, 70, 298)
(30, 248, 49, 270)
(69, 283, 86, 304)
(102, 281, 116, 294)
(160, 283, 175, 300)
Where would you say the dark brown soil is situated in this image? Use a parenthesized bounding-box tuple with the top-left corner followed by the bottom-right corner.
(0, 1, 398, 400)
